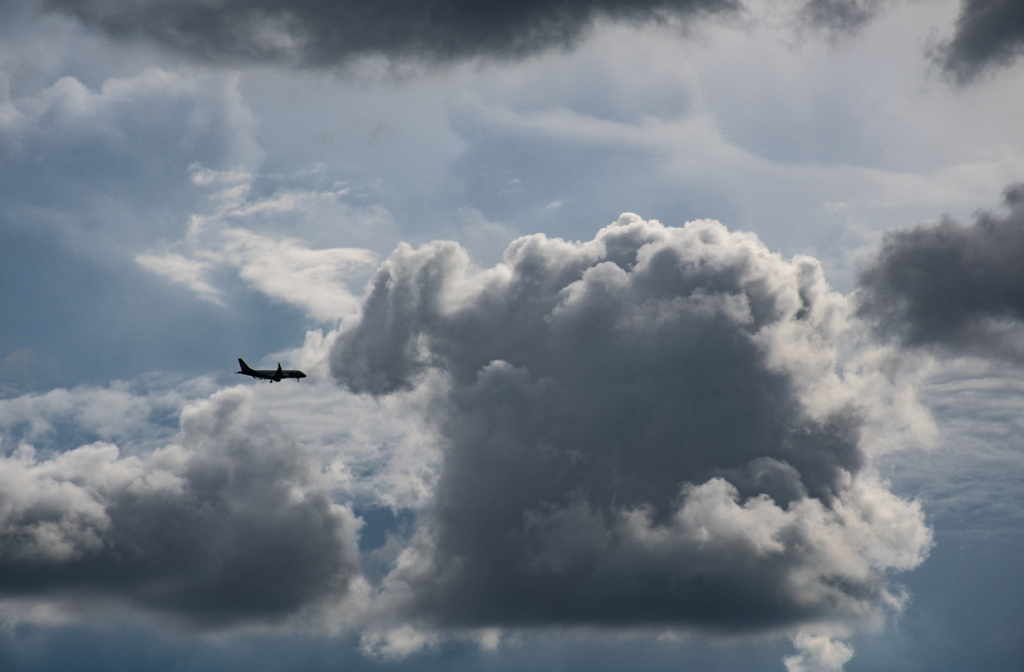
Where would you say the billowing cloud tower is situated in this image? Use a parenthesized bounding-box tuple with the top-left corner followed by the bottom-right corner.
(332, 214, 932, 634)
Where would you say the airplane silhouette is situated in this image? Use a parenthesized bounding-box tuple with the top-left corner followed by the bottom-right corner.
(236, 358, 307, 383)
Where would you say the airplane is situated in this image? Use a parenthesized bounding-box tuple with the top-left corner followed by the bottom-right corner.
(236, 358, 307, 383)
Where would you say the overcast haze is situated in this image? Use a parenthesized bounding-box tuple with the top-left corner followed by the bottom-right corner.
(2, 1, 1024, 670)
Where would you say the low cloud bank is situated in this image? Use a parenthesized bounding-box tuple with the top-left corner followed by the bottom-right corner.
(0, 387, 360, 628)
(333, 214, 932, 635)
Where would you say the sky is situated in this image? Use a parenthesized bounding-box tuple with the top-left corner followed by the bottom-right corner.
(1, 0, 1024, 670)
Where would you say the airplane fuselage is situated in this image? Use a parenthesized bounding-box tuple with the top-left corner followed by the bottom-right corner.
(236, 358, 307, 383)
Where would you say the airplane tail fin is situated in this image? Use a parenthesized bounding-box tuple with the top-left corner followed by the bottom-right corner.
(238, 358, 252, 372)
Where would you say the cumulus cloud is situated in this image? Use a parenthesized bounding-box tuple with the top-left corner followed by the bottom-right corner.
(0, 387, 360, 628)
(856, 182, 1024, 358)
(44, 0, 740, 66)
(937, 0, 1024, 84)
(332, 215, 932, 638)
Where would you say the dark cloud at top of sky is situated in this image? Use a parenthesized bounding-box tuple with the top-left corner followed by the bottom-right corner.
(800, 0, 885, 35)
(857, 182, 1024, 358)
(936, 0, 1024, 83)
(0, 388, 360, 628)
(44, 0, 739, 66)
(333, 215, 930, 633)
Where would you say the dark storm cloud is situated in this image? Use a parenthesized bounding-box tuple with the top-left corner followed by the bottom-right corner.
(0, 388, 359, 628)
(937, 0, 1024, 83)
(333, 215, 930, 632)
(857, 182, 1024, 357)
(44, 0, 739, 66)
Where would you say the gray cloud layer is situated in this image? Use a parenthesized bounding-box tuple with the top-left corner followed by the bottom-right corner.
(40, 0, 904, 67)
(333, 215, 930, 633)
(937, 0, 1024, 83)
(0, 388, 360, 628)
(857, 182, 1024, 357)
(44, 0, 738, 65)
(50, 0, 1024, 83)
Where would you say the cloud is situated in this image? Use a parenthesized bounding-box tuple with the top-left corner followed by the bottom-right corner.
(222, 229, 378, 322)
(135, 252, 223, 304)
(44, 0, 741, 66)
(937, 0, 1024, 84)
(0, 382, 188, 450)
(0, 387, 360, 628)
(856, 182, 1024, 358)
(784, 632, 854, 672)
(0, 66, 261, 257)
(138, 228, 378, 323)
(234, 329, 444, 515)
(799, 0, 885, 36)
(331, 215, 932, 640)
(136, 165, 383, 322)
(136, 225, 376, 323)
